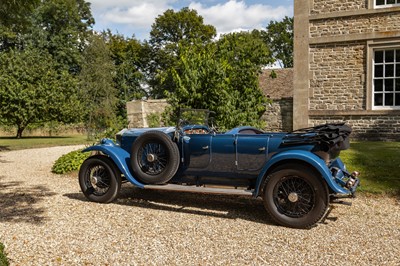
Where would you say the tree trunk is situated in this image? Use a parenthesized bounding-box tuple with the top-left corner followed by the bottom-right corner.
(16, 126, 25, 139)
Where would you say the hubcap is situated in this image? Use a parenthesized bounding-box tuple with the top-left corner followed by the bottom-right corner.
(90, 175, 99, 185)
(288, 192, 299, 203)
(147, 153, 156, 162)
(86, 165, 111, 196)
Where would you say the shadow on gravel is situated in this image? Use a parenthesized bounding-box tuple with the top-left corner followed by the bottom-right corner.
(0, 154, 10, 163)
(0, 176, 56, 224)
(0, 146, 10, 152)
(65, 185, 275, 225)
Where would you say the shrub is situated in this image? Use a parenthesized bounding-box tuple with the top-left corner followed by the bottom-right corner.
(147, 112, 161, 128)
(0, 242, 9, 266)
(52, 149, 90, 174)
(86, 116, 127, 141)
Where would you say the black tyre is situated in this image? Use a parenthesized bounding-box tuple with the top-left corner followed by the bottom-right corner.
(78, 155, 121, 203)
(263, 164, 329, 229)
(130, 131, 180, 184)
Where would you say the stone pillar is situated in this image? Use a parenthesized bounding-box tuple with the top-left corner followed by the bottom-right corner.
(126, 100, 170, 128)
(126, 100, 145, 128)
(293, 0, 310, 130)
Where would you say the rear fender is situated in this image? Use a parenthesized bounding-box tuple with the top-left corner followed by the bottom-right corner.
(253, 150, 349, 197)
(83, 139, 144, 188)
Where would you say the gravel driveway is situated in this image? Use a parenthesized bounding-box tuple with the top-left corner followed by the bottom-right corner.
(0, 146, 399, 265)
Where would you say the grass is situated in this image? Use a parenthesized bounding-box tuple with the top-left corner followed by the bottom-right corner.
(0, 242, 9, 266)
(0, 135, 93, 151)
(340, 141, 400, 195)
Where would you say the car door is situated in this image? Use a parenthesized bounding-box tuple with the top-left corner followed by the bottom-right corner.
(236, 134, 269, 171)
(184, 134, 212, 168)
(207, 134, 236, 173)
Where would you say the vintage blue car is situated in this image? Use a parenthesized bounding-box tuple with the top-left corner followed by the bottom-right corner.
(78, 109, 359, 228)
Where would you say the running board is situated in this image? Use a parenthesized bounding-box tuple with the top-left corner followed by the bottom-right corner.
(143, 184, 253, 196)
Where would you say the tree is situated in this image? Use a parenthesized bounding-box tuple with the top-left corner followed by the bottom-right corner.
(0, 0, 40, 50)
(103, 31, 146, 118)
(148, 7, 216, 98)
(164, 44, 230, 125)
(150, 7, 216, 50)
(0, 0, 40, 27)
(164, 31, 272, 130)
(79, 34, 118, 138)
(215, 31, 273, 128)
(0, 47, 82, 138)
(263, 16, 293, 68)
(1, 0, 95, 74)
(29, 0, 95, 73)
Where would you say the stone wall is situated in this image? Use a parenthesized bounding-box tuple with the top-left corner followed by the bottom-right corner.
(310, 13, 400, 38)
(309, 42, 366, 111)
(310, 115, 400, 140)
(127, 96, 294, 132)
(259, 69, 293, 132)
(127, 99, 169, 128)
(262, 98, 293, 132)
(311, 0, 367, 14)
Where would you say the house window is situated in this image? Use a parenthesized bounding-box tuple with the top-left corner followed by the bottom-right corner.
(373, 49, 400, 109)
(375, 0, 400, 8)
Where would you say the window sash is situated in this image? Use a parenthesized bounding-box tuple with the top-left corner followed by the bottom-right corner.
(373, 48, 400, 109)
(375, 0, 400, 8)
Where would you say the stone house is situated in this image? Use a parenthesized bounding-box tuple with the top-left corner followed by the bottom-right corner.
(260, 69, 293, 132)
(294, 0, 400, 140)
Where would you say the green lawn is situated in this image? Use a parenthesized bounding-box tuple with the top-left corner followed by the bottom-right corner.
(340, 141, 400, 195)
(0, 242, 8, 266)
(0, 135, 93, 151)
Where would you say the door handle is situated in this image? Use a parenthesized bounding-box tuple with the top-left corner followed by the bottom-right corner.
(258, 147, 266, 151)
(202, 146, 209, 150)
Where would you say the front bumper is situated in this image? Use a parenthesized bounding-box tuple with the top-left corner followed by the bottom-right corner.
(346, 172, 360, 196)
(331, 169, 360, 198)
(330, 158, 360, 198)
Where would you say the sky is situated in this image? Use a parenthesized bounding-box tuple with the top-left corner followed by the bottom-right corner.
(87, 0, 294, 41)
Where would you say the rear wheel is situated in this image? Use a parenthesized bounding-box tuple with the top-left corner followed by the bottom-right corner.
(263, 164, 328, 229)
(130, 131, 180, 184)
(78, 156, 121, 203)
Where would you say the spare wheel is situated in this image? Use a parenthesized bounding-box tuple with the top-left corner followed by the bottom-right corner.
(130, 130, 180, 184)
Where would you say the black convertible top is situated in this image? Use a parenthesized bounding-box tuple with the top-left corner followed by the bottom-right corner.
(283, 123, 352, 149)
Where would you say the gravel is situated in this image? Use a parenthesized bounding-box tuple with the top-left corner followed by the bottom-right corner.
(0, 146, 399, 265)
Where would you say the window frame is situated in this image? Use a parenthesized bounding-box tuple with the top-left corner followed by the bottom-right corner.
(374, 0, 400, 9)
(367, 40, 400, 110)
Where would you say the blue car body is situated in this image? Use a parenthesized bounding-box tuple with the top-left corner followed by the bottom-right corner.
(83, 125, 357, 197)
(79, 116, 359, 228)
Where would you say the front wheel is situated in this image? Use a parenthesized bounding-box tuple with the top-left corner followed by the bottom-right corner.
(78, 155, 121, 203)
(263, 164, 329, 229)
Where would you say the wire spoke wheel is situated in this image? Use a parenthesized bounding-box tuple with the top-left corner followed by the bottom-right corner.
(274, 176, 315, 218)
(78, 156, 121, 203)
(131, 131, 180, 184)
(137, 142, 168, 175)
(263, 164, 328, 229)
(86, 165, 111, 196)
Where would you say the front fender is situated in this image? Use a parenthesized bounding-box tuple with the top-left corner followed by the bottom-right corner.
(253, 150, 349, 197)
(83, 139, 144, 188)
